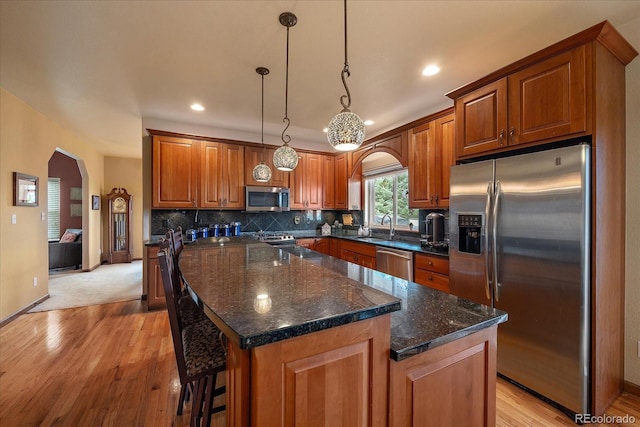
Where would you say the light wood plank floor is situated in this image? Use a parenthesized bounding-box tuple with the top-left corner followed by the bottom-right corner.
(1, 300, 638, 426)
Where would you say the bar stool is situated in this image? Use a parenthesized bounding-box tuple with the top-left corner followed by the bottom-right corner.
(158, 247, 226, 426)
(164, 231, 210, 328)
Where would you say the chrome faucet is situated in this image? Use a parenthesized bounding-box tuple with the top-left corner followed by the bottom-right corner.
(380, 214, 395, 240)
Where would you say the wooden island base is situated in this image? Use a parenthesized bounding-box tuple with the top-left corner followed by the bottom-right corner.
(390, 325, 498, 427)
(226, 314, 391, 427)
(225, 319, 498, 427)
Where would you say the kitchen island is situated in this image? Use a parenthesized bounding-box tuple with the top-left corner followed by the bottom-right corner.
(179, 237, 507, 426)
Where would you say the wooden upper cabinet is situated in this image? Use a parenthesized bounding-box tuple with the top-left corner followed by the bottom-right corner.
(244, 145, 289, 188)
(508, 46, 587, 146)
(455, 79, 508, 158)
(454, 46, 587, 159)
(291, 152, 323, 210)
(409, 121, 436, 208)
(349, 132, 408, 177)
(322, 155, 335, 209)
(437, 113, 455, 205)
(152, 135, 199, 208)
(199, 141, 245, 209)
(408, 111, 454, 208)
(334, 153, 348, 209)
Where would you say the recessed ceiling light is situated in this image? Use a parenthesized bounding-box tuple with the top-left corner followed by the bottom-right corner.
(422, 65, 440, 76)
(190, 103, 205, 111)
(364, 120, 374, 126)
(323, 128, 328, 133)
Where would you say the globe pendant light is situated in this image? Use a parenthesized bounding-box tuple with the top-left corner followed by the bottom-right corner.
(273, 12, 299, 172)
(252, 67, 272, 183)
(327, 0, 365, 151)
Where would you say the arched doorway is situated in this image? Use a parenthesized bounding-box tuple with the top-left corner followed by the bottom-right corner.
(47, 149, 86, 271)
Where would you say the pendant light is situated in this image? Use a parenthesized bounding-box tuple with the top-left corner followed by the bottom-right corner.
(252, 67, 272, 183)
(327, 0, 365, 151)
(273, 12, 299, 172)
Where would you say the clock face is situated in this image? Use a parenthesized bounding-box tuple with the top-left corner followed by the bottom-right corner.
(113, 197, 127, 213)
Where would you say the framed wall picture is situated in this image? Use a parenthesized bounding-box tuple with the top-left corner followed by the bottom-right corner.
(70, 187, 82, 201)
(70, 204, 82, 217)
(13, 172, 39, 207)
(92, 195, 100, 210)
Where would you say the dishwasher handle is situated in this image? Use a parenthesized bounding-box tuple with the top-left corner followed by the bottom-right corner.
(376, 249, 413, 260)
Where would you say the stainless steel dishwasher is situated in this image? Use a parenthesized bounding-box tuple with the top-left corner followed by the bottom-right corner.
(375, 247, 414, 281)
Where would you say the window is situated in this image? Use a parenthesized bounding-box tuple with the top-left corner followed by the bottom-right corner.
(48, 178, 61, 241)
(365, 169, 418, 231)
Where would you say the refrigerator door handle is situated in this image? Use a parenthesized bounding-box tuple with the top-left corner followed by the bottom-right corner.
(484, 181, 492, 301)
(492, 180, 501, 302)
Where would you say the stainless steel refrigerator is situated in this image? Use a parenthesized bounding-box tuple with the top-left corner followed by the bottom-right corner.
(449, 144, 591, 415)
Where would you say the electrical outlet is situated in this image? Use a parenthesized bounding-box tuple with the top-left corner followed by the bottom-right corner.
(33, 277, 37, 287)
(11, 214, 16, 224)
(41, 212, 46, 221)
(637, 340, 640, 358)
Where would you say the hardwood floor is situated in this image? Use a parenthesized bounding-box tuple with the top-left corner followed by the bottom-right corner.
(1, 300, 637, 426)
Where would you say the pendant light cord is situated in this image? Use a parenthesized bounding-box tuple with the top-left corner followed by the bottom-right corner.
(340, 0, 352, 112)
(261, 71, 265, 162)
(281, 25, 292, 145)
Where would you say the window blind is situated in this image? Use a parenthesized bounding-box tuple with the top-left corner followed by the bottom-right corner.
(48, 178, 61, 241)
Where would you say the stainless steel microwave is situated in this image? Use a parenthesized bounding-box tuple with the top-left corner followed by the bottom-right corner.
(245, 186, 290, 212)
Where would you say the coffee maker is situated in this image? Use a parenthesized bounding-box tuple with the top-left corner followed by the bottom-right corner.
(425, 212, 445, 243)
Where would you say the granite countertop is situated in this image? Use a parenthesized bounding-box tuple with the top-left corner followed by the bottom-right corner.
(292, 231, 449, 257)
(179, 237, 402, 350)
(280, 245, 507, 361)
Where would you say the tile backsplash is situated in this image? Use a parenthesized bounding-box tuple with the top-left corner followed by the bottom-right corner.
(150, 209, 363, 236)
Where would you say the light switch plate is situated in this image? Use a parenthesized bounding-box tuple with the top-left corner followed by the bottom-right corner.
(11, 214, 16, 224)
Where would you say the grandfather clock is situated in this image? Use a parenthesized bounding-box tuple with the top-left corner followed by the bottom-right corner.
(106, 187, 132, 264)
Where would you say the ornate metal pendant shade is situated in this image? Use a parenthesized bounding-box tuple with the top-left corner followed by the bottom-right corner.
(252, 67, 272, 183)
(327, 0, 365, 151)
(273, 12, 299, 172)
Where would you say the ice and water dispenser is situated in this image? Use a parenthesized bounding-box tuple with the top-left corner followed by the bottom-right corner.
(457, 214, 482, 254)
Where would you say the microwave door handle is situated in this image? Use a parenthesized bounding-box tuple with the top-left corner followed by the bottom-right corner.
(492, 181, 501, 302)
(484, 181, 492, 301)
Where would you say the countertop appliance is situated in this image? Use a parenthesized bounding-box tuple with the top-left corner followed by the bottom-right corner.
(425, 212, 445, 243)
(376, 247, 413, 281)
(449, 144, 590, 415)
(245, 186, 290, 212)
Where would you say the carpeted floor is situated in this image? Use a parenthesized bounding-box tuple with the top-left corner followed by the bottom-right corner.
(28, 261, 142, 313)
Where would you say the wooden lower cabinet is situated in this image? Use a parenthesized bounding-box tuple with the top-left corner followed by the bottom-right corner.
(227, 314, 392, 427)
(389, 326, 498, 427)
(414, 253, 449, 293)
(339, 240, 377, 269)
(146, 246, 165, 310)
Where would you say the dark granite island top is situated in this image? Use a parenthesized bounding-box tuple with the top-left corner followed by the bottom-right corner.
(179, 237, 402, 350)
(279, 245, 507, 361)
(180, 237, 506, 361)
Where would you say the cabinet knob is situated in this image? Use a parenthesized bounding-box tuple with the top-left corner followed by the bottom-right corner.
(435, 195, 439, 203)
(428, 275, 433, 281)
(499, 129, 505, 145)
(509, 127, 516, 140)
(428, 261, 433, 266)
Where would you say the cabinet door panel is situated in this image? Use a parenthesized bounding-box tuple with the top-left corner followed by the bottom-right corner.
(306, 153, 323, 209)
(199, 142, 222, 208)
(508, 46, 587, 145)
(290, 154, 306, 209)
(245, 146, 289, 187)
(224, 144, 245, 209)
(322, 155, 335, 209)
(409, 122, 436, 208)
(437, 114, 455, 205)
(152, 136, 199, 208)
(334, 153, 348, 209)
(455, 78, 508, 158)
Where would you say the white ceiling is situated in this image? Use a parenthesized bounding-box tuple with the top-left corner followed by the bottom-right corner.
(1, 1, 639, 159)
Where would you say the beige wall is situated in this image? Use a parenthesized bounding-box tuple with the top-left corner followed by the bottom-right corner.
(621, 18, 640, 386)
(0, 88, 104, 320)
(103, 157, 143, 260)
